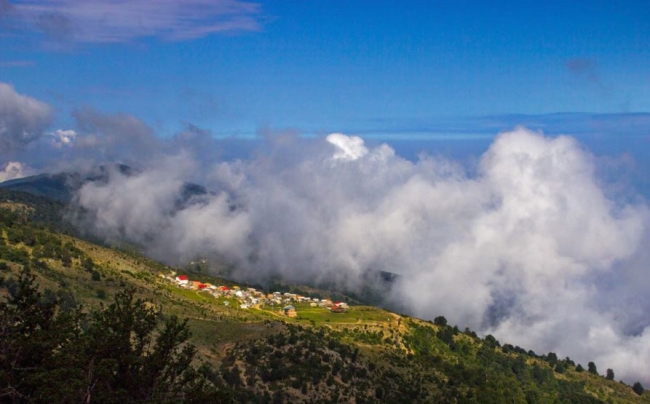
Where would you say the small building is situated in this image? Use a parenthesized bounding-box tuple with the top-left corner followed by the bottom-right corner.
(319, 299, 333, 308)
(283, 305, 297, 318)
(175, 275, 189, 285)
(333, 302, 349, 309)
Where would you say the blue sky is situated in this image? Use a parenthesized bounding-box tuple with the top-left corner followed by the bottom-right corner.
(1, 0, 649, 140)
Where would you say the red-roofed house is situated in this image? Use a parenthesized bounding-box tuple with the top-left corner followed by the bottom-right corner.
(175, 275, 189, 285)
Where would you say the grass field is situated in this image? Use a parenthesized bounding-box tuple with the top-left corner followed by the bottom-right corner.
(253, 303, 395, 326)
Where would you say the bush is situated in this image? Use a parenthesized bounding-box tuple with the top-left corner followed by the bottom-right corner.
(96, 289, 107, 299)
(632, 382, 644, 396)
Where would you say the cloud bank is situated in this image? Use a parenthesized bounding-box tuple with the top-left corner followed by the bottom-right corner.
(5, 0, 262, 44)
(68, 126, 650, 384)
(2, 83, 650, 385)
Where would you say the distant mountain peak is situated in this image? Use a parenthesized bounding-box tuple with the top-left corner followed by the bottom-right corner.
(0, 164, 206, 203)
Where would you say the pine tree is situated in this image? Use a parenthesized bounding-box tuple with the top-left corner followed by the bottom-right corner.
(0, 267, 221, 402)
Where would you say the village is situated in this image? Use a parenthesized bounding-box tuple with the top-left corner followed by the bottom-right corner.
(159, 272, 349, 318)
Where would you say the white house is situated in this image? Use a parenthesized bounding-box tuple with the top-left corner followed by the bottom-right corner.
(175, 275, 189, 285)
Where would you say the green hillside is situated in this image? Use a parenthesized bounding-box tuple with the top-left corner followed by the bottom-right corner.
(1, 189, 648, 403)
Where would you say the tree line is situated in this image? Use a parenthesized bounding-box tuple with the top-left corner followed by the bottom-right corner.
(0, 267, 232, 403)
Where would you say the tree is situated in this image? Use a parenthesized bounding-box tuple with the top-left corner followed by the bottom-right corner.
(61, 251, 72, 267)
(587, 362, 598, 375)
(576, 364, 584, 372)
(79, 288, 199, 402)
(632, 382, 644, 396)
(0, 267, 218, 402)
(437, 328, 455, 348)
(82, 257, 95, 272)
(564, 357, 575, 367)
(0, 267, 82, 401)
(433, 316, 447, 327)
(605, 368, 614, 380)
(484, 334, 500, 348)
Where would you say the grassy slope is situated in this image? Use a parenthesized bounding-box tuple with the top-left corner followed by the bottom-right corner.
(1, 192, 649, 403)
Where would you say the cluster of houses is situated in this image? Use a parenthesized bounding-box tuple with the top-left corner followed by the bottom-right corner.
(159, 272, 349, 317)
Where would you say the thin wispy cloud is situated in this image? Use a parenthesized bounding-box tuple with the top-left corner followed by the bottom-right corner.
(0, 0, 11, 16)
(566, 58, 599, 82)
(0, 60, 33, 67)
(565, 57, 612, 96)
(6, 0, 262, 44)
(353, 113, 650, 141)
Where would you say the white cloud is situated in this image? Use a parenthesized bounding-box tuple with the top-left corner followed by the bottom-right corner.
(0, 82, 52, 153)
(0, 161, 33, 182)
(48, 129, 77, 147)
(73, 153, 251, 264)
(327, 133, 368, 161)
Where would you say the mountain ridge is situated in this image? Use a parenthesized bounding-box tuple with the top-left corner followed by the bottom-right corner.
(0, 165, 208, 203)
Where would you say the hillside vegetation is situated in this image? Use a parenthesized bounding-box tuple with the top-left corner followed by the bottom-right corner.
(1, 189, 648, 403)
